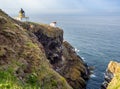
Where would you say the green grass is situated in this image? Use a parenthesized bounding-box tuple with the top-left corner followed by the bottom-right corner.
(0, 70, 42, 89)
(0, 70, 21, 89)
(107, 74, 120, 89)
(0, 9, 73, 89)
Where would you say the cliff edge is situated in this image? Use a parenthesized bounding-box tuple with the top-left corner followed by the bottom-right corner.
(102, 61, 120, 89)
(0, 9, 89, 89)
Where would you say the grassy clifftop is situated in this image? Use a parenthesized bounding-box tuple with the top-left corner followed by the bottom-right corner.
(107, 61, 120, 89)
(0, 9, 72, 89)
(15, 21, 63, 38)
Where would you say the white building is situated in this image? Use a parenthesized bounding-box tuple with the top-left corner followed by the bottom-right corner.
(50, 22, 57, 27)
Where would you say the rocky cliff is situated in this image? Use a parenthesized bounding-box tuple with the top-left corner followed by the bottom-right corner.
(0, 9, 89, 89)
(101, 61, 120, 89)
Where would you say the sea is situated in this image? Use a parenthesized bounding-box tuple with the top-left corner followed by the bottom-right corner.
(30, 14, 120, 89)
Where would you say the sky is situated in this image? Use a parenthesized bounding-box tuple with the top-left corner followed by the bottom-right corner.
(0, 0, 120, 16)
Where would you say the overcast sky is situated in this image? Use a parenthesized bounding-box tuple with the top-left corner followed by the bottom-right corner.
(1, 0, 120, 16)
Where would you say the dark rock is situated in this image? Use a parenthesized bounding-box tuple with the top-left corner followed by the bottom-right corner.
(22, 22, 90, 89)
(101, 70, 113, 89)
(58, 41, 90, 89)
(34, 30, 63, 65)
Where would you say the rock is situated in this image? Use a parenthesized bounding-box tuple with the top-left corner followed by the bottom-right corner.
(107, 61, 120, 74)
(0, 16, 7, 24)
(33, 28, 63, 65)
(20, 21, 90, 89)
(0, 9, 72, 89)
(58, 41, 90, 89)
(0, 9, 90, 89)
(101, 61, 120, 89)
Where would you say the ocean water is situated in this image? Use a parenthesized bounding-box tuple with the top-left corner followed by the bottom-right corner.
(31, 15, 120, 89)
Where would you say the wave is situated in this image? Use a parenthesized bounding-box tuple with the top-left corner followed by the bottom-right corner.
(90, 74, 96, 78)
(75, 48, 80, 53)
(81, 57, 86, 62)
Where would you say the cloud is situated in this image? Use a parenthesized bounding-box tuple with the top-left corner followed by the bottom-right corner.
(0, 0, 120, 15)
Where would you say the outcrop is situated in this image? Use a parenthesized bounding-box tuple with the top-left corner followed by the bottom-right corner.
(59, 41, 89, 89)
(21, 22, 90, 89)
(101, 61, 120, 89)
(0, 9, 89, 89)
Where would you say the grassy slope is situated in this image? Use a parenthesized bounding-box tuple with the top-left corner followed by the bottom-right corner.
(0, 9, 72, 89)
(107, 74, 120, 89)
(107, 61, 120, 89)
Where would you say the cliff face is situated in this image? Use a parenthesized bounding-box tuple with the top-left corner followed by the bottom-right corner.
(33, 24, 63, 65)
(21, 22, 90, 89)
(0, 9, 72, 89)
(0, 9, 89, 89)
(101, 61, 120, 89)
(59, 41, 89, 89)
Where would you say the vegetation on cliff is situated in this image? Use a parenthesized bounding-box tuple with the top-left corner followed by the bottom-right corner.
(59, 41, 89, 89)
(21, 22, 90, 89)
(107, 61, 120, 89)
(102, 61, 120, 89)
(0, 9, 72, 89)
(0, 9, 89, 89)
